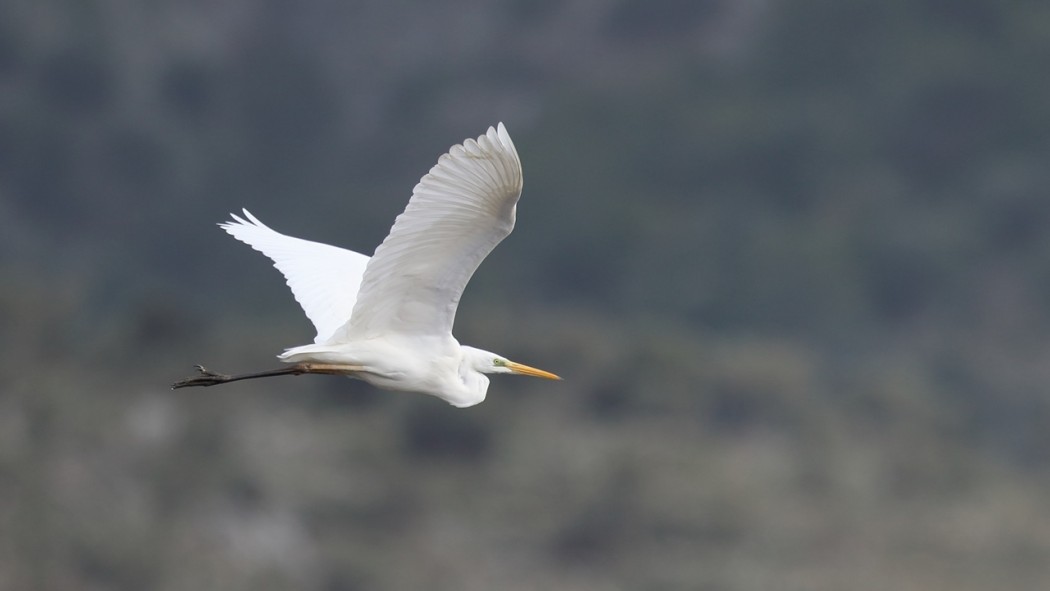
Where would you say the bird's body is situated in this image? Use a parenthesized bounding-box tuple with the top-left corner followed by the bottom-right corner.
(278, 335, 489, 407)
(173, 124, 559, 407)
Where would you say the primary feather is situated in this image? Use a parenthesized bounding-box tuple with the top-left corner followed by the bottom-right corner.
(330, 122, 523, 341)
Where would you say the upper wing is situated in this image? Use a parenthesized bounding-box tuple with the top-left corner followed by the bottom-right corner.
(329, 123, 523, 341)
(220, 209, 370, 344)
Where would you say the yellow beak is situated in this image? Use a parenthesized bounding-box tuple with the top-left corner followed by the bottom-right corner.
(507, 361, 562, 380)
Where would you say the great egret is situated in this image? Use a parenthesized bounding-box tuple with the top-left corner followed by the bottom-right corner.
(172, 123, 560, 407)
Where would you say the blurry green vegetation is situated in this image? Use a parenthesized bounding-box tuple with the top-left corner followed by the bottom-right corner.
(3, 0, 1050, 590)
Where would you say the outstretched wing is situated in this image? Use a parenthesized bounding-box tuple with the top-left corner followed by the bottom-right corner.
(220, 209, 370, 344)
(329, 123, 523, 341)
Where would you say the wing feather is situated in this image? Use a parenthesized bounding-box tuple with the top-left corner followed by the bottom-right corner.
(330, 123, 523, 341)
(220, 209, 370, 344)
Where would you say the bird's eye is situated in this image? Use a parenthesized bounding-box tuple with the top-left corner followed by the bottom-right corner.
(493, 359, 505, 367)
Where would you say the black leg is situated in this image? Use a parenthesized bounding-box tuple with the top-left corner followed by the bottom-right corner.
(171, 363, 363, 389)
(171, 364, 308, 389)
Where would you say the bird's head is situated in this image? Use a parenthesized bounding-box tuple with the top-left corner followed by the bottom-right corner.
(462, 346, 561, 380)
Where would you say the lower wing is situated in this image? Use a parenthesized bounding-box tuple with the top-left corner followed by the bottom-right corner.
(220, 209, 370, 344)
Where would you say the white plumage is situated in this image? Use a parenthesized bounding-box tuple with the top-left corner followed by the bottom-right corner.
(220, 210, 369, 344)
(175, 124, 559, 407)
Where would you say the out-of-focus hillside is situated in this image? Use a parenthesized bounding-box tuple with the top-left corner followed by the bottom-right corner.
(3, 1, 1050, 590)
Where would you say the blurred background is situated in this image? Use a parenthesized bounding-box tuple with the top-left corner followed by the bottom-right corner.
(3, 0, 1050, 589)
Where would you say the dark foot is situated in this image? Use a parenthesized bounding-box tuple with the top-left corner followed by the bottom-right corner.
(171, 365, 231, 389)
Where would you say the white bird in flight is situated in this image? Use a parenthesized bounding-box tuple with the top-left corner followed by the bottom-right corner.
(173, 123, 560, 407)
